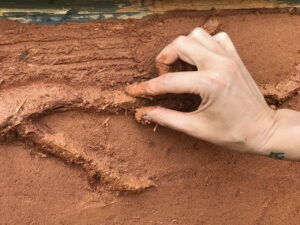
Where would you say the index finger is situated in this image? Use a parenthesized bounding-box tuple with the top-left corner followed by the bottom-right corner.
(156, 18, 220, 70)
(156, 36, 217, 71)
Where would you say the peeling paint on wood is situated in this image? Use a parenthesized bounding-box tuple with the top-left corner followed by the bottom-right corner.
(0, 0, 299, 24)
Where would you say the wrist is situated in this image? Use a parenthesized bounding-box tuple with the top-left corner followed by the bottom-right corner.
(259, 109, 300, 160)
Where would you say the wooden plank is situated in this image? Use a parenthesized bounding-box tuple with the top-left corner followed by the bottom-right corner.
(0, 0, 299, 24)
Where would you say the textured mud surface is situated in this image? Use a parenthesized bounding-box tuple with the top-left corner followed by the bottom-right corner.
(0, 13, 300, 224)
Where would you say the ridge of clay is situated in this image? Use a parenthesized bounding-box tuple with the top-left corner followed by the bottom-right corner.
(0, 18, 299, 193)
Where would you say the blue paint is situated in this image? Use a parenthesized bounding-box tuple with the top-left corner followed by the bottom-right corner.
(0, 0, 148, 24)
(0, 11, 149, 25)
(2, 0, 299, 25)
(0, 0, 152, 25)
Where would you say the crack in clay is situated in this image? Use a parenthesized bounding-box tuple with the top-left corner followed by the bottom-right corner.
(0, 17, 299, 193)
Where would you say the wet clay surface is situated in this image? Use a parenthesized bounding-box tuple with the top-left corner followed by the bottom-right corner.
(0, 13, 300, 224)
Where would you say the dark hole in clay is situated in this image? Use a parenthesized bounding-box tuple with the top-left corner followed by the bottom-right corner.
(154, 94, 201, 112)
(154, 60, 200, 112)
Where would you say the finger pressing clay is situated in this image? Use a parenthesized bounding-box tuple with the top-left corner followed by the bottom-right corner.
(156, 17, 220, 76)
(135, 106, 157, 124)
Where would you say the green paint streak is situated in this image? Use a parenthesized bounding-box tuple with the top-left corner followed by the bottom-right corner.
(0, 0, 133, 12)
